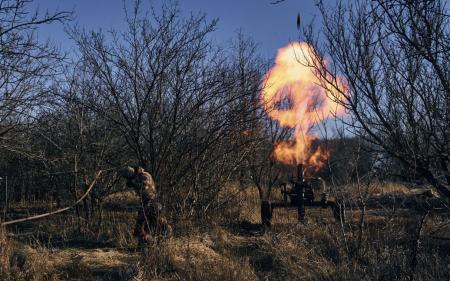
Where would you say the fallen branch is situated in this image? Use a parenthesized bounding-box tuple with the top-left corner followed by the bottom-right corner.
(1, 170, 103, 227)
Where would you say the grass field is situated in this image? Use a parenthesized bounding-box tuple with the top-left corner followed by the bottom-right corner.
(1, 182, 449, 280)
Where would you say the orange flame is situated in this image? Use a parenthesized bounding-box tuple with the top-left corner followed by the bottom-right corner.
(261, 42, 345, 170)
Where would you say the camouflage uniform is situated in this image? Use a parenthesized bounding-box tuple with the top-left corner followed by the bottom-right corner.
(126, 167, 157, 203)
(120, 167, 171, 243)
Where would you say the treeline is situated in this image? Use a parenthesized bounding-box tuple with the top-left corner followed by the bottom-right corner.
(1, 0, 448, 224)
(0, 1, 272, 221)
(0, 0, 373, 220)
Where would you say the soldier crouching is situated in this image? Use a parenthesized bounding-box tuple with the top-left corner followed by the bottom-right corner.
(118, 166, 171, 243)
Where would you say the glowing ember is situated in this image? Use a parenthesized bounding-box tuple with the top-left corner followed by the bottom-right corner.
(261, 42, 345, 171)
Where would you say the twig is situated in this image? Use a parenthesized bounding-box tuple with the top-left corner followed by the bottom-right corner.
(429, 236, 450, 241)
(1, 171, 103, 227)
(408, 210, 429, 281)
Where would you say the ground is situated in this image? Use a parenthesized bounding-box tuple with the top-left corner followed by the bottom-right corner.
(1, 182, 449, 280)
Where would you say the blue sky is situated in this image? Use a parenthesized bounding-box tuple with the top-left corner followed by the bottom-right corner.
(33, 0, 332, 59)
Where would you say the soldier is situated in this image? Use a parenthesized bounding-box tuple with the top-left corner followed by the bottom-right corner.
(118, 166, 171, 243)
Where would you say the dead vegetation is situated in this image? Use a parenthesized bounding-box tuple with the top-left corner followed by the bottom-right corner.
(1, 182, 449, 281)
(0, 0, 449, 280)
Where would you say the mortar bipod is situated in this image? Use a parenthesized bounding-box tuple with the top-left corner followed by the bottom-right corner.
(260, 177, 343, 227)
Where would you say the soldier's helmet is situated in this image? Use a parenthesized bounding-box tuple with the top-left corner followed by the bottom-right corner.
(117, 166, 135, 179)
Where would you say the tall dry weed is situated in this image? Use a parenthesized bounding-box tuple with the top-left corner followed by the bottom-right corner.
(0, 228, 12, 280)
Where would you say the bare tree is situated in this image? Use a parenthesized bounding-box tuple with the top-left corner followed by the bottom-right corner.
(248, 116, 290, 200)
(68, 1, 264, 219)
(0, 0, 71, 152)
(303, 0, 450, 199)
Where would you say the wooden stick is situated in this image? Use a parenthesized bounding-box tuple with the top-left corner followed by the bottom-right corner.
(1, 171, 103, 227)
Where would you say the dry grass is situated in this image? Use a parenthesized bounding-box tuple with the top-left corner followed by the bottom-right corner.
(104, 191, 139, 206)
(126, 230, 258, 281)
(1, 181, 449, 280)
(0, 228, 12, 280)
(377, 181, 410, 194)
(0, 231, 62, 281)
(215, 182, 261, 224)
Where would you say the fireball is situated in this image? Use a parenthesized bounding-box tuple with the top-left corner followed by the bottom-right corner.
(261, 42, 345, 171)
